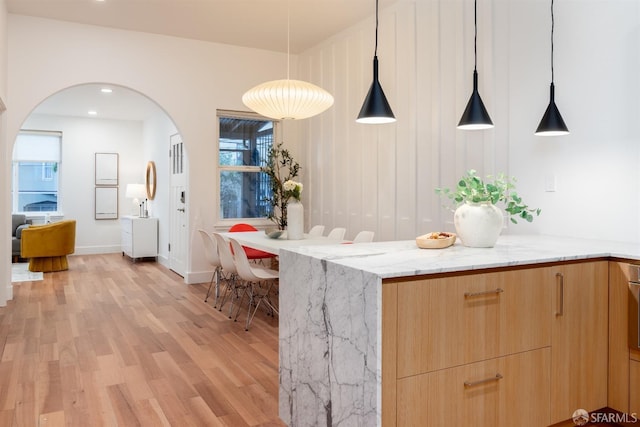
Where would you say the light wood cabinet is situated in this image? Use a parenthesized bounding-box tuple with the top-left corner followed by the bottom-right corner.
(608, 261, 632, 412)
(396, 268, 551, 377)
(608, 261, 640, 415)
(397, 349, 551, 427)
(549, 261, 608, 423)
(384, 261, 609, 427)
(631, 360, 640, 415)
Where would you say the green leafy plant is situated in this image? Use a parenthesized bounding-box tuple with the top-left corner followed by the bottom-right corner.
(435, 169, 541, 224)
(261, 142, 301, 230)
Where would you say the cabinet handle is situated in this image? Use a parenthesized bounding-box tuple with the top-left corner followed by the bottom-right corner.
(464, 373, 503, 388)
(464, 288, 504, 298)
(556, 272, 564, 316)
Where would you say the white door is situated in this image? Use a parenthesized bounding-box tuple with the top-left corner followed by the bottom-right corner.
(169, 133, 187, 277)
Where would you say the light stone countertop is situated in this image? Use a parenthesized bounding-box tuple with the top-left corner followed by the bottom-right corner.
(278, 233, 640, 426)
(283, 234, 640, 279)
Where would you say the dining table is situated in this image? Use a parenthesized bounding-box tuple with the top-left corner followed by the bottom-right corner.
(217, 230, 347, 256)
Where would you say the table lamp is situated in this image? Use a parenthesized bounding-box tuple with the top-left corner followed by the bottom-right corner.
(125, 183, 146, 216)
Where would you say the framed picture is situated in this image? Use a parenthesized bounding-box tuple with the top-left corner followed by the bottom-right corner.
(95, 186, 118, 220)
(95, 152, 119, 186)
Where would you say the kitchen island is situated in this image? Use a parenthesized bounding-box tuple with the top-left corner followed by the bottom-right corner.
(278, 235, 640, 427)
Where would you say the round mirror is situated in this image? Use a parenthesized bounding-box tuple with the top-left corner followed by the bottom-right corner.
(145, 161, 156, 200)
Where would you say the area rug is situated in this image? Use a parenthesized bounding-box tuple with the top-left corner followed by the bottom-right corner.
(11, 263, 43, 283)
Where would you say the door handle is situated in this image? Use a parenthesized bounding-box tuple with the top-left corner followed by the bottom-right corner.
(177, 208, 185, 212)
(556, 272, 564, 316)
(464, 373, 503, 388)
(464, 288, 504, 298)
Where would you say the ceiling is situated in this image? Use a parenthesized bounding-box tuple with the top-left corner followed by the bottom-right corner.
(7, 0, 397, 54)
(13, 0, 397, 121)
(31, 84, 164, 121)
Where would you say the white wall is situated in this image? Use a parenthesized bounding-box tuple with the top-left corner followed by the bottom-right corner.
(18, 101, 178, 265)
(21, 113, 150, 254)
(298, 0, 640, 243)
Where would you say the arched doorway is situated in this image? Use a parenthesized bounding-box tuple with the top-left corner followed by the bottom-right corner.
(11, 83, 188, 277)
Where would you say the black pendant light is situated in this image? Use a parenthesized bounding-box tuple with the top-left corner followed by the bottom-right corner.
(457, 0, 494, 130)
(535, 0, 569, 136)
(356, 0, 396, 124)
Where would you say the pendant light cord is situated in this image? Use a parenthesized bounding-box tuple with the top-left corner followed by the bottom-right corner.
(473, 0, 477, 71)
(287, 0, 290, 80)
(550, 0, 555, 84)
(374, 0, 379, 57)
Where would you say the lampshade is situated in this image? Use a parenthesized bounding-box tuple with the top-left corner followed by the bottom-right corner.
(356, 0, 396, 124)
(357, 57, 396, 124)
(242, 79, 334, 120)
(125, 183, 146, 201)
(241, 5, 334, 121)
(535, 83, 569, 136)
(457, 0, 493, 130)
(457, 70, 494, 130)
(535, 0, 569, 136)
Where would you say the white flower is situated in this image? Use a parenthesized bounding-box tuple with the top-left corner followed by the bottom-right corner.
(283, 180, 297, 192)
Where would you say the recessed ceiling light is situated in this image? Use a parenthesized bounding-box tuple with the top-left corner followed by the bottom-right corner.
(88, 110, 98, 115)
(101, 88, 112, 93)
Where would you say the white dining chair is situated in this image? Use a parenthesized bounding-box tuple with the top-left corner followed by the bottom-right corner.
(353, 230, 375, 243)
(229, 238, 279, 331)
(198, 229, 223, 307)
(308, 225, 325, 237)
(327, 227, 347, 240)
(212, 233, 244, 318)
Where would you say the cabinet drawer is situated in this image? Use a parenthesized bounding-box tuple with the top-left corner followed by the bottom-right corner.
(397, 268, 551, 377)
(631, 360, 640, 415)
(397, 348, 550, 427)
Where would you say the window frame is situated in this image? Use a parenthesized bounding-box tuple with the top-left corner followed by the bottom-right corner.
(12, 130, 62, 215)
(215, 110, 280, 229)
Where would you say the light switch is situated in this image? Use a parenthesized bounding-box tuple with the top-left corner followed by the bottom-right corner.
(545, 174, 556, 192)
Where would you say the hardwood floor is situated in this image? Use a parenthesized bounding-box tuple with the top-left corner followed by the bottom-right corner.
(0, 254, 284, 427)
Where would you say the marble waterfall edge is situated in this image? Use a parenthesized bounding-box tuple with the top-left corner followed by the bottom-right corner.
(279, 250, 382, 427)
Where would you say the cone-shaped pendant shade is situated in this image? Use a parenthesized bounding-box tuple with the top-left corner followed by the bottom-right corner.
(357, 56, 396, 124)
(457, 70, 494, 130)
(535, 83, 569, 136)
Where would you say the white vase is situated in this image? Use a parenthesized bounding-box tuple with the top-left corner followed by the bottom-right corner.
(287, 200, 304, 240)
(454, 201, 504, 248)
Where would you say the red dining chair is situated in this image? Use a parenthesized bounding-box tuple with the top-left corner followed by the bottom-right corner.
(229, 223, 277, 262)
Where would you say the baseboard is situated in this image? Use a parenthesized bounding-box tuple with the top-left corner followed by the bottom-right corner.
(73, 245, 122, 255)
(186, 270, 213, 285)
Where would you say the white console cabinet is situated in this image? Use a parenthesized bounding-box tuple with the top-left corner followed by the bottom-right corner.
(121, 216, 158, 261)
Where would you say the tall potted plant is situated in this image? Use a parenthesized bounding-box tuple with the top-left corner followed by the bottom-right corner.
(435, 169, 541, 247)
(262, 142, 302, 230)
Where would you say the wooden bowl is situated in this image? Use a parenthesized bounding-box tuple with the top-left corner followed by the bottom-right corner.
(416, 232, 456, 249)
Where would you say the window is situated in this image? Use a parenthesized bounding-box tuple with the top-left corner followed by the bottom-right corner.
(12, 130, 62, 213)
(218, 111, 277, 221)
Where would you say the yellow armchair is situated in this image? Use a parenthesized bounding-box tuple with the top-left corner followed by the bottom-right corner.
(21, 220, 76, 272)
